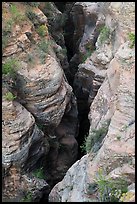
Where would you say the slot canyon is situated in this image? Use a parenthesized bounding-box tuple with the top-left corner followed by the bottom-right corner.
(2, 2, 135, 202)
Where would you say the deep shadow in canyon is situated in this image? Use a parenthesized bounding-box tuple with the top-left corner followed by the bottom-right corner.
(40, 3, 91, 202)
(60, 2, 90, 159)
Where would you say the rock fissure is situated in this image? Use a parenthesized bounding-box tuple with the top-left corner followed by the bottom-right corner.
(2, 2, 135, 202)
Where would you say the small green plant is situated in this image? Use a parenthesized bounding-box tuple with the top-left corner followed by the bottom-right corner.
(37, 40, 51, 63)
(128, 32, 135, 48)
(2, 35, 10, 50)
(80, 134, 88, 154)
(36, 25, 48, 37)
(81, 120, 110, 153)
(116, 135, 121, 141)
(87, 183, 98, 194)
(2, 58, 19, 76)
(2, 19, 14, 50)
(32, 167, 45, 179)
(121, 124, 128, 132)
(4, 92, 16, 101)
(3, 19, 14, 35)
(99, 26, 111, 44)
(81, 50, 92, 63)
(39, 51, 47, 64)
(38, 40, 50, 52)
(26, 53, 35, 64)
(21, 192, 32, 202)
(10, 4, 18, 15)
(94, 168, 128, 202)
(61, 48, 67, 55)
(37, 123, 45, 131)
(10, 4, 25, 23)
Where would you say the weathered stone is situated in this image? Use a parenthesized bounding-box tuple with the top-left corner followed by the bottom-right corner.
(49, 2, 135, 202)
(15, 54, 72, 130)
(2, 89, 48, 171)
(2, 2, 79, 201)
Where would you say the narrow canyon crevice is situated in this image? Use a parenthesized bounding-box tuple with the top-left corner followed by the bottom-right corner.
(2, 2, 135, 202)
(2, 2, 98, 202)
(40, 3, 92, 201)
(55, 2, 91, 159)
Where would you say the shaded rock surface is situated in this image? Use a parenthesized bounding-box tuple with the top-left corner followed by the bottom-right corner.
(49, 2, 135, 202)
(2, 87, 50, 201)
(46, 93, 79, 186)
(2, 2, 78, 201)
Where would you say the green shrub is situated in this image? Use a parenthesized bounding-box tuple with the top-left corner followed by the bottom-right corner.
(4, 92, 16, 101)
(36, 25, 47, 37)
(37, 123, 45, 131)
(99, 26, 111, 44)
(38, 40, 50, 52)
(27, 54, 34, 62)
(80, 120, 110, 154)
(21, 192, 32, 202)
(32, 167, 45, 179)
(37, 40, 51, 63)
(26, 53, 35, 64)
(39, 51, 47, 64)
(3, 19, 13, 35)
(2, 19, 14, 50)
(80, 134, 88, 154)
(94, 168, 128, 202)
(10, 4, 18, 15)
(10, 4, 25, 23)
(2, 58, 19, 76)
(116, 135, 121, 141)
(61, 48, 67, 55)
(128, 32, 135, 48)
(2, 35, 9, 50)
(81, 50, 92, 63)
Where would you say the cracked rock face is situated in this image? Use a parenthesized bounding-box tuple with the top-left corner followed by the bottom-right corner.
(2, 93, 48, 171)
(49, 2, 135, 202)
(2, 87, 49, 201)
(2, 2, 79, 201)
(15, 54, 72, 130)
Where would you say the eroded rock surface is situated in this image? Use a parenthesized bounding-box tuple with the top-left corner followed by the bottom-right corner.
(49, 2, 135, 202)
(2, 86, 49, 201)
(2, 2, 78, 201)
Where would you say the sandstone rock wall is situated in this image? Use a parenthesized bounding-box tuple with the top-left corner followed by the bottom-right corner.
(49, 2, 135, 202)
(2, 2, 78, 201)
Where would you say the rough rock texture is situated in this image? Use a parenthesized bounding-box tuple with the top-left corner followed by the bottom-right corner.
(46, 93, 79, 185)
(39, 2, 70, 78)
(49, 155, 89, 202)
(68, 2, 106, 82)
(2, 92, 48, 170)
(2, 2, 78, 201)
(72, 2, 115, 111)
(2, 168, 50, 202)
(49, 2, 135, 202)
(2, 87, 49, 201)
(15, 54, 72, 130)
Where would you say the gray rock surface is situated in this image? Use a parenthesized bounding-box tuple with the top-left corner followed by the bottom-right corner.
(49, 2, 135, 202)
(2, 2, 79, 201)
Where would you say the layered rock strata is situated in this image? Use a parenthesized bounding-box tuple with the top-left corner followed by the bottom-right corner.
(49, 2, 135, 202)
(2, 2, 78, 201)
